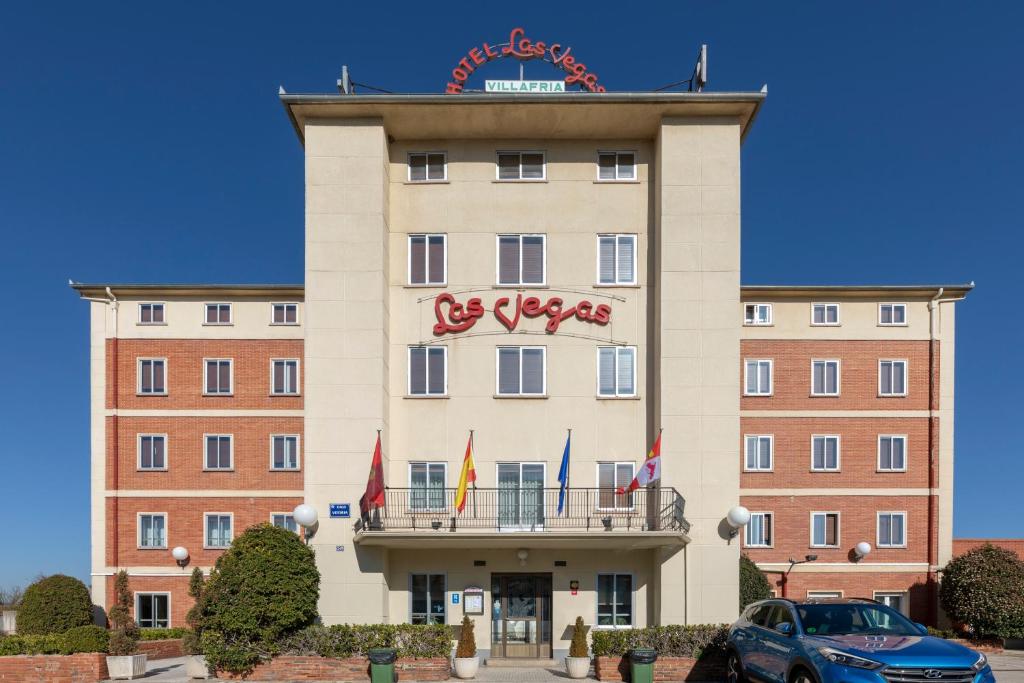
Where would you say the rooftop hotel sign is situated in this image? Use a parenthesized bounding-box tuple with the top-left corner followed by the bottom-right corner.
(447, 27, 606, 94)
(485, 80, 565, 93)
(433, 292, 611, 335)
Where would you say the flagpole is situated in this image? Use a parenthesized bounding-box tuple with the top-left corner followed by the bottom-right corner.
(565, 428, 571, 517)
(470, 429, 477, 519)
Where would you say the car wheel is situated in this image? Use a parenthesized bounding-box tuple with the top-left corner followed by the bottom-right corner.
(727, 652, 745, 683)
(790, 668, 815, 683)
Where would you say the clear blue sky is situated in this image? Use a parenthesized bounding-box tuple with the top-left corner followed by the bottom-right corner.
(1, 2, 1021, 589)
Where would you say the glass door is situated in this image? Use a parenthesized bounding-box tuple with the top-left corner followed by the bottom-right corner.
(491, 574, 552, 659)
(497, 463, 545, 530)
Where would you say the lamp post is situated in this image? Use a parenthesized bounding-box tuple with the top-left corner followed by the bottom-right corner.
(171, 546, 189, 569)
(779, 555, 817, 598)
(293, 503, 318, 544)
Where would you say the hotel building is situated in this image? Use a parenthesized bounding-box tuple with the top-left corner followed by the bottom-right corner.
(74, 70, 970, 658)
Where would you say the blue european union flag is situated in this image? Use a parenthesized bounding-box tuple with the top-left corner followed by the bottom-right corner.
(557, 432, 571, 516)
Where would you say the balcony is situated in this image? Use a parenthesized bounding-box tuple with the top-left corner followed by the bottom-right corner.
(353, 487, 690, 549)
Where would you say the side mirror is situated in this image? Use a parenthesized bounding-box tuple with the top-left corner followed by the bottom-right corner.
(914, 623, 928, 635)
(774, 622, 794, 636)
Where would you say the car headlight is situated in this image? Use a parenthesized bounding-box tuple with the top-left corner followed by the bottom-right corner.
(971, 653, 988, 672)
(817, 647, 884, 670)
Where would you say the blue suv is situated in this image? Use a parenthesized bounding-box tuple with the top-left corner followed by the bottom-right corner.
(727, 598, 994, 683)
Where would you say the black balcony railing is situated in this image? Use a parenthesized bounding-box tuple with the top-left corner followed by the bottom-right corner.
(355, 487, 689, 534)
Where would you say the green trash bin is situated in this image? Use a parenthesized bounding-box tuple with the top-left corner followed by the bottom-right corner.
(630, 648, 657, 683)
(368, 647, 398, 683)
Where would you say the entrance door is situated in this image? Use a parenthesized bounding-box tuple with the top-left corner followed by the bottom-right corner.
(490, 573, 552, 659)
(497, 463, 545, 530)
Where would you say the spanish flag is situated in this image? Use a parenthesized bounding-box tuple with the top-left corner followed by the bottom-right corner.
(454, 432, 477, 514)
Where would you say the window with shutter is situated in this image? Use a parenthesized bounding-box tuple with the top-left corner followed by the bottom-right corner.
(878, 512, 906, 547)
(596, 234, 636, 285)
(597, 462, 635, 509)
(497, 234, 545, 285)
(878, 435, 907, 471)
(496, 151, 546, 180)
(596, 151, 636, 181)
(271, 303, 298, 324)
(879, 303, 907, 325)
(745, 512, 772, 547)
(408, 152, 447, 182)
(812, 360, 840, 396)
(205, 303, 232, 325)
(879, 360, 907, 396)
(811, 436, 840, 471)
(744, 359, 772, 395)
(139, 435, 167, 470)
(271, 359, 299, 395)
(204, 359, 232, 395)
(496, 346, 545, 396)
(408, 347, 447, 396)
(811, 303, 840, 325)
(811, 512, 840, 547)
(744, 435, 773, 471)
(597, 346, 637, 397)
(139, 303, 165, 324)
(408, 234, 447, 285)
(138, 358, 167, 395)
(271, 435, 299, 470)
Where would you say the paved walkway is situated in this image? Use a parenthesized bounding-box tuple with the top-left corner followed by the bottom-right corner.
(989, 651, 1024, 683)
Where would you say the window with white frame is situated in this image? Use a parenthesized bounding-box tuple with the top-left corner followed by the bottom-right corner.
(811, 303, 840, 325)
(597, 346, 636, 397)
(408, 234, 447, 285)
(597, 151, 636, 181)
(744, 359, 773, 396)
(272, 303, 298, 325)
(744, 303, 772, 326)
(811, 436, 840, 471)
(272, 359, 299, 395)
(598, 462, 634, 510)
(205, 303, 231, 325)
(409, 462, 446, 510)
(497, 151, 545, 180)
(812, 360, 840, 396)
(497, 234, 545, 285)
(205, 435, 232, 470)
(138, 513, 166, 548)
(597, 234, 636, 285)
(745, 512, 773, 547)
(408, 152, 447, 182)
(496, 346, 545, 396)
(205, 513, 232, 548)
(878, 512, 906, 548)
(410, 573, 446, 624)
(879, 303, 907, 326)
(597, 573, 632, 627)
(875, 591, 908, 616)
(138, 435, 166, 470)
(745, 435, 773, 471)
(878, 435, 907, 471)
(879, 360, 907, 396)
(811, 512, 840, 547)
(136, 593, 169, 628)
(408, 347, 447, 396)
(806, 590, 843, 599)
(138, 303, 165, 324)
(271, 435, 299, 471)
(138, 358, 166, 395)
(204, 359, 232, 395)
(271, 513, 298, 533)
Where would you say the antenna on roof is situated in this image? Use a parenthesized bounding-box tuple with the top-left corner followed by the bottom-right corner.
(690, 44, 707, 92)
(338, 65, 353, 94)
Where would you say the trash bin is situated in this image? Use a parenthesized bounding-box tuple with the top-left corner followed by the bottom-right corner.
(629, 648, 657, 683)
(369, 647, 398, 683)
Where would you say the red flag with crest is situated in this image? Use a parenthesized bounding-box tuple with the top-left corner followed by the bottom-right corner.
(359, 434, 386, 518)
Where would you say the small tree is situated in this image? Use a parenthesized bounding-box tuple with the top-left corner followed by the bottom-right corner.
(108, 570, 140, 656)
(456, 616, 476, 658)
(569, 616, 588, 658)
(182, 568, 205, 656)
(940, 544, 1024, 638)
(740, 554, 772, 610)
(16, 574, 93, 635)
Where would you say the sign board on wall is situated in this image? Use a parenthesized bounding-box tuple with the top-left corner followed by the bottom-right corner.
(463, 586, 485, 614)
(330, 504, 350, 518)
(485, 80, 565, 93)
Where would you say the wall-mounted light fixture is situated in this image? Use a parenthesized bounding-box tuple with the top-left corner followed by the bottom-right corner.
(171, 546, 189, 569)
(516, 549, 529, 566)
(294, 503, 319, 544)
(853, 541, 872, 562)
(726, 506, 751, 538)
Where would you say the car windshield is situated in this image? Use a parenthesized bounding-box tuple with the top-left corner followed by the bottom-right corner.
(796, 603, 921, 636)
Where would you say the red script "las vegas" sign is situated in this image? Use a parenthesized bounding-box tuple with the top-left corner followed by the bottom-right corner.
(433, 292, 612, 335)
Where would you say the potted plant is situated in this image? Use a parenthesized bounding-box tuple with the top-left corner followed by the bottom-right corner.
(453, 615, 479, 679)
(106, 570, 147, 679)
(565, 616, 590, 678)
(182, 568, 211, 679)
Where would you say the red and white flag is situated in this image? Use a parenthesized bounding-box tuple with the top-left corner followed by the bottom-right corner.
(618, 432, 662, 494)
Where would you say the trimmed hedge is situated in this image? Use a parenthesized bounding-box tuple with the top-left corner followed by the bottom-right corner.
(15, 575, 93, 636)
(940, 544, 1024, 639)
(140, 627, 189, 641)
(279, 624, 452, 659)
(0, 626, 109, 655)
(740, 555, 772, 610)
(590, 625, 729, 659)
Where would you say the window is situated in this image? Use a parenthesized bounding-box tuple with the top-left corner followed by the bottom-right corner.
(744, 435, 773, 471)
(497, 234, 545, 285)
(204, 359, 232, 395)
(410, 573, 446, 624)
(205, 303, 231, 325)
(408, 347, 447, 396)
(205, 513, 232, 548)
(138, 435, 167, 470)
(410, 462, 446, 510)
(496, 346, 545, 396)
(137, 358, 166, 395)
(408, 234, 446, 285)
(271, 513, 298, 533)
(597, 234, 636, 285)
(271, 435, 299, 471)
(806, 591, 843, 599)
(811, 360, 840, 396)
(272, 303, 298, 325)
(811, 303, 840, 325)
(138, 303, 165, 324)
(878, 512, 907, 548)
(879, 303, 907, 326)
(879, 360, 907, 396)
(745, 512, 773, 547)
(204, 435, 232, 470)
(875, 592, 908, 616)
(136, 594, 169, 628)
(811, 436, 840, 471)
(878, 435, 907, 471)
(597, 151, 636, 181)
(138, 513, 166, 549)
(496, 151, 545, 180)
(408, 152, 447, 182)
(744, 359, 772, 396)
(598, 462, 635, 510)
(272, 359, 300, 395)
(597, 574, 632, 627)
(744, 303, 772, 326)
(597, 346, 636, 397)
(811, 512, 840, 547)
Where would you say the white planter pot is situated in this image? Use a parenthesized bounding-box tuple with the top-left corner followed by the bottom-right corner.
(565, 656, 591, 679)
(185, 654, 212, 679)
(453, 656, 480, 679)
(106, 654, 148, 680)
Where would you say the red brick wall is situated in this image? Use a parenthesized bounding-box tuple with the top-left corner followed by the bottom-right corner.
(104, 574, 193, 628)
(953, 538, 1024, 560)
(762, 571, 933, 620)
(139, 639, 184, 660)
(0, 653, 108, 682)
(219, 656, 450, 681)
(594, 655, 726, 682)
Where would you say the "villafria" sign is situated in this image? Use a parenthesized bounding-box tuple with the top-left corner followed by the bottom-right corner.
(485, 80, 566, 93)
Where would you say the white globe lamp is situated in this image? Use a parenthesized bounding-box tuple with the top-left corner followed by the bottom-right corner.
(854, 541, 872, 560)
(293, 503, 318, 529)
(171, 546, 189, 568)
(727, 506, 751, 528)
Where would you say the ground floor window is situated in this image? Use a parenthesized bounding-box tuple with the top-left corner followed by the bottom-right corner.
(806, 590, 842, 599)
(876, 591, 909, 617)
(136, 593, 169, 628)
(597, 573, 632, 627)
(410, 573, 446, 625)
(271, 513, 298, 533)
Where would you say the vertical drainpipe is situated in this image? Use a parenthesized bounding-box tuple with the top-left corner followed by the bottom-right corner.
(106, 287, 120, 569)
(927, 287, 943, 626)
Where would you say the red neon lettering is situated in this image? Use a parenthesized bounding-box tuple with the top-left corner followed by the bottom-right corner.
(575, 300, 593, 321)
(483, 43, 499, 59)
(593, 304, 612, 325)
(458, 57, 474, 73)
(469, 48, 485, 66)
(434, 292, 612, 334)
(446, 82, 464, 94)
(521, 296, 543, 317)
(452, 68, 469, 82)
(494, 294, 522, 331)
(433, 293, 484, 334)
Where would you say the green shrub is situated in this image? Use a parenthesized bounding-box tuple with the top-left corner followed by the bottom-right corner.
(740, 555, 772, 610)
(940, 544, 1024, 639)
(60, 625, 110, 654)
(0, 634, 64, 655)
(278, 624, 452, 658)
(590, 624, 729, 659)
(108, 570, 140, 656)
(182, 567, 205, 655)
(15, 575, 93, 635)
(569, 616, 588, 658)
(139, 627, 189, 641)
(455, 616, 476, 658)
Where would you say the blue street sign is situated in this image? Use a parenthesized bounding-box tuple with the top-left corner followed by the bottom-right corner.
(451, 593, 460, 605)
(330, 503, 351, 518)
